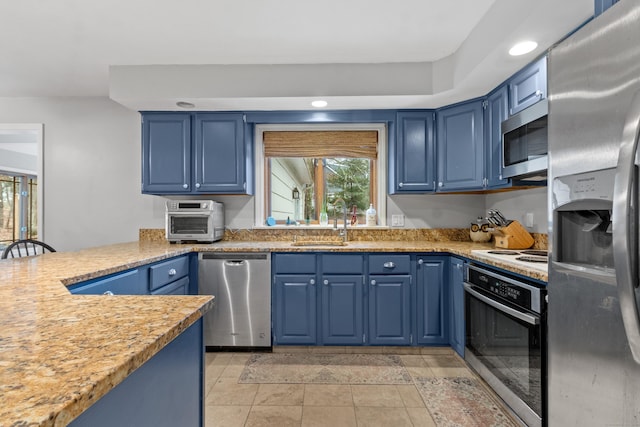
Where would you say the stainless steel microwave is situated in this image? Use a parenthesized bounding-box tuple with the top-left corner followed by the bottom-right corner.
(501, 99, 548, 179)
(166, 200, 225, 243)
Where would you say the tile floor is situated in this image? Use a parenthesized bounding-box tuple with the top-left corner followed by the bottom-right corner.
(204, 347, 516, 427)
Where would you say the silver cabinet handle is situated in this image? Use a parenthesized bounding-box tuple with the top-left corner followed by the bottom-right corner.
(323, 279, 329, 286)
(438, 182, 443, 187)
(310, 279, 315, 285)
(371, 280, 376, 286)
(182, 184, 188, 189)
(398, 182, 404, 188)
(418, 259, 424, 265)
(195, 183, 201, 188)
(613, 90, 640, 364)
(103, 290, 114, 295)
(168, 268, 177, 276)
(535, 89, 543, 97)
(383, 261, 395, 268)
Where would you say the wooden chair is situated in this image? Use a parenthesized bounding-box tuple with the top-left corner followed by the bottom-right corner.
(1, 239, 56, 259)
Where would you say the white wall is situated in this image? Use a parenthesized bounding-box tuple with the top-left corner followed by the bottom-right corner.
(0, 96, 547, 250)
(0, 97, 163, 251)
(485, 186, 547, 233)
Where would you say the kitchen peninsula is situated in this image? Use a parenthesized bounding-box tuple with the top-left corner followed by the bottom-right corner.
(0, 231, 546, 426)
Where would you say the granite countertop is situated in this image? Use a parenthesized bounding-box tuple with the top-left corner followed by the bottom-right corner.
(0, 237, 546, 426)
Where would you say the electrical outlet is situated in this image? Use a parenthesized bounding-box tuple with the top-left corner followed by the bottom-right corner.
(524, 212, 534, 228)
(391, 214, 405, 227)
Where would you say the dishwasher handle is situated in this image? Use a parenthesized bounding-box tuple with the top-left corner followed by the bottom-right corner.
(225, 260, 246, 266)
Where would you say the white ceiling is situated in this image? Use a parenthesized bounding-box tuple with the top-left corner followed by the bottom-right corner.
(1, 0, 594, 110)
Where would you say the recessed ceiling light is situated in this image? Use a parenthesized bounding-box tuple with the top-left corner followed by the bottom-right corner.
(509, 41, 538, 56)
(176, 101, 195, 109)
(311, 100, 328, 108)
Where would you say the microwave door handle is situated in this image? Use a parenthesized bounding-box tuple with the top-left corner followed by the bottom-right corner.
(463, 283, 539, 325)
(613, 91, 640, 364)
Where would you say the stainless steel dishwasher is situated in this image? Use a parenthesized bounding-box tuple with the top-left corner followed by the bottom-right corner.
(198, 253, 271, 349)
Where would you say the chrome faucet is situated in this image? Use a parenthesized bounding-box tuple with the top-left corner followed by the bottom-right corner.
(333, 198, 348, 243)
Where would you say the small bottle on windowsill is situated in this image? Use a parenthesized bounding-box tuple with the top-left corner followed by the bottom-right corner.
(350, 205, 358, 226)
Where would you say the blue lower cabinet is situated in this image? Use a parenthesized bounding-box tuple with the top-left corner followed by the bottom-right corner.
(321, 275, 364, 345)
(416, 257, 448, 345)
(273, 274, 317, 345)
(449, 258, 465, 357)
(368, 275, 412, 345)
(151, 276, 190, 295)
(70, 319, 204, 427)
(69, 269, 145, 295)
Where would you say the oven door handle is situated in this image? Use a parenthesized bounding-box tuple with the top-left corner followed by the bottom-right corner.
(464, 283, 539, 325)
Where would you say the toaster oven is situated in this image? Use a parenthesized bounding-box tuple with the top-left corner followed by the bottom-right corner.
(166, 200, 224, 243)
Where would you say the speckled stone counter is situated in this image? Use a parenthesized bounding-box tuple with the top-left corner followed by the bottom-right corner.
(1, 235, 546, 426)
(0, 243, 213, 427)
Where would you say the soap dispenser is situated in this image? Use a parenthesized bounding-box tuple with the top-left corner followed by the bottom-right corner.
(366, 204, 377, 226)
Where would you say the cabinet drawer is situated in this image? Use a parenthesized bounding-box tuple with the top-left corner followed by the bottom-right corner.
(151, 276, 189, 295)
(274, 254, 316, 274)
(149, 256, 189, 291)
(369, 255, 411, 274)
(322, 254, 364, 274)
(69, 270, 143, 295)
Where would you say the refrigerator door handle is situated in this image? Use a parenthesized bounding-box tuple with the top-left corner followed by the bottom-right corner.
(613, 91, 640, 364)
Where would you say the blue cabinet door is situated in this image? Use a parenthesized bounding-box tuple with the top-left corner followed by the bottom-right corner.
(449, 258, 465, 357)
(368, 275, 411, 345)
(194, 113, 246, 194)
(274, 274, 317, 345)
(321, 275, 364, 345)
(508, 56, 547, 116)
(141, 113, 191, 193)
(485, 86, 511, 188)
(416, 257, 448, 345)
(392, 111, 436, 193)
(436, 100, 484, 191)
(595, 0, 619, 16)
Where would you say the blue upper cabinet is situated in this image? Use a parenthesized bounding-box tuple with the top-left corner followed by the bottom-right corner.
(194, 113, 247, 194)
(141, 112, 251, 195)
(391, 111, 436, 193)
(484, 86, 511, 189)
(436, 100, 484, 191)
(508, 56, 547, 116)
(142, 113, 192, 193)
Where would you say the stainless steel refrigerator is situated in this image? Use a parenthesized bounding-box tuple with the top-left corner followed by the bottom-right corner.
(548, 1, 640, 425)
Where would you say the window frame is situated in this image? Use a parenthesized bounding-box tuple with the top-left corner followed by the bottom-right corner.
(254, 123, 387, 227)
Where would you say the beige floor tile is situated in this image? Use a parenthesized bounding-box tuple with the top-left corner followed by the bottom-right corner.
(354, 407, 413, 427)
(219, 363, 246, 379)
(208, 352, 233, 366)
(399, 355, 429, 367)
(351, 384, 404, 408)
(204, 405, 251, 427)
(406, 407, 437, 426)
(244, 405, 303, 427)
(273, 346, 310, 353)
(229, 353, 251, 365)
(382, 346, 421, 355)
(254, 383, 305, 406)
(205, 365, 225, 394)
(396, 385, 426, 408)
(428, 366, 475, 377)
(344, 346, 385, 354)
(301, 406, 357, 427)
(308, 346, 346, 354)
(423, 354, 465, 368)
(405, 366, 436, 378)
(304, 384, 353, 406)
(206, 377, 259, 405)
(420, 346, 455, 355)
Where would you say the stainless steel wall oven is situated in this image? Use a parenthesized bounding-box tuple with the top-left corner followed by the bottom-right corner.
(464, 264, 547, 427)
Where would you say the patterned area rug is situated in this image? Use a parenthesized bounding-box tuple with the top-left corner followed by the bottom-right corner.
(414, 377, 518, 427)
(238, 353, 413, 385)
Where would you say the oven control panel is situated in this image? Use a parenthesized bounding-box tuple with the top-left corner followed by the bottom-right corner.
(465, 264, 546, 313)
